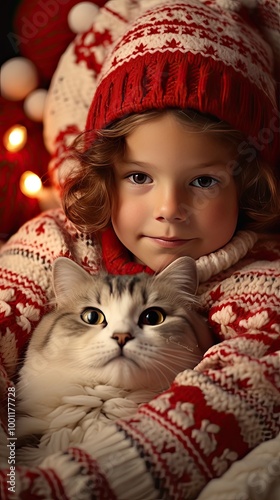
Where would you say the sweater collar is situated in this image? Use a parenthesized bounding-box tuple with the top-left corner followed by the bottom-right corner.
(196, 230, 258, 282)
(101, 226, 154, 275)
(101, 226, 257, 281)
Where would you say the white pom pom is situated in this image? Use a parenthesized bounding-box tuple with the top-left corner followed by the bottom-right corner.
(1, 57, 38, 101)
(216, 0, 257, 11)
(23, 89, 48, 122)
(216, 0, 239, 10)
(68, 2, 99, 34)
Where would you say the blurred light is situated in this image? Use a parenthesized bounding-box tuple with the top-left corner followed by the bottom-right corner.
(20, 171, 42, 197)
(3, 125, 27, 152)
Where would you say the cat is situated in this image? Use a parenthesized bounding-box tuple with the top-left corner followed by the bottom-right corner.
(16, 256, 213, 465)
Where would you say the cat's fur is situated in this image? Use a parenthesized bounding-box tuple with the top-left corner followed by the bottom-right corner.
(16, 256, 212, 465)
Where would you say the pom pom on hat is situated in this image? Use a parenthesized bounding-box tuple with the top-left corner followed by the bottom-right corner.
(68, 2, 99, 34)
(86, 0, 279, 167)
(216, 0, 257, 10)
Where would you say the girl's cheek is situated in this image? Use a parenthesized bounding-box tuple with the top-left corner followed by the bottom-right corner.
(187, 191, 221, 216)
(193, 189, 238, 225)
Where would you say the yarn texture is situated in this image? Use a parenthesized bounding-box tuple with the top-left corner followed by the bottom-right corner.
(0, 208, 279, 499)
(0, 0, 279, 498)
(44, 0, 280, 189)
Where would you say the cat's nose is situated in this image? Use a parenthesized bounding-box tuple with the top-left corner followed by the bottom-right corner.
(112, 332, 133, 347)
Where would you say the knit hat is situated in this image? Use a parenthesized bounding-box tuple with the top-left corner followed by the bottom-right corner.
(86, 0, 279, 167)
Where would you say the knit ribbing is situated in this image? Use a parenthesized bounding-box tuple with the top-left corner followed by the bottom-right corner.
(86, 0, 279, 166)
(100, 225, 258, 282)
(196, 231, 258, 283)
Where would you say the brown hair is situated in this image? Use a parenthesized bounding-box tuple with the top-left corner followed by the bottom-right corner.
(62, 109, 280, 234)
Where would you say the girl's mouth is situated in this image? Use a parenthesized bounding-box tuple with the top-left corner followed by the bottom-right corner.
(146, 236, 190, 248)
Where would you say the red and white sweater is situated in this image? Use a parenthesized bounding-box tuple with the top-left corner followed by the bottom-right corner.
(0, 208, 279, 499)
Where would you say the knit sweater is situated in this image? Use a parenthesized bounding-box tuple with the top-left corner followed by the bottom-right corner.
(0, 208, 279, 499)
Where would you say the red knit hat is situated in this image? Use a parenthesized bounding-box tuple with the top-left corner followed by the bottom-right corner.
(86, 0, 279, 166)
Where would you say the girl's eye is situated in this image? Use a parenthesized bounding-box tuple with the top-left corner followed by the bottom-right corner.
(190, 176, 219, 188)
(139, 308, 166, 326)
(81, 308, 106, 325)
(128, 173, 152, 184)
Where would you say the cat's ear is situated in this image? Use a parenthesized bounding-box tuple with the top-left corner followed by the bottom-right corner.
(155, 256, 198, 295)
(52, 257, 92, 301)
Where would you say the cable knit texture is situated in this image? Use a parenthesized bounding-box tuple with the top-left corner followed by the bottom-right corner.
(44, 0, 280, 190)
(0, 208, 279, 499)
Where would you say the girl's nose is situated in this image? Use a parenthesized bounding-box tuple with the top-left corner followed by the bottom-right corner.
(153, 186, 188, 222)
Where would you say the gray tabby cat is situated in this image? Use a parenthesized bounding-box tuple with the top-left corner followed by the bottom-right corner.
(16, 256, 212, 465)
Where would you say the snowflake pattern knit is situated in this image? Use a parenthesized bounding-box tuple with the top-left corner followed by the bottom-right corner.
(0, 208, 279, 499)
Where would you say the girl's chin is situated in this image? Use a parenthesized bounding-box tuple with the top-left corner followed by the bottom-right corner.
(133, 254, 186, 273)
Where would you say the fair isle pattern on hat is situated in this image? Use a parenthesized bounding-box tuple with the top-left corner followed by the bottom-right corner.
(97, 1, 274, 100)
(257, 0, 280, 83)
(44, 0, 280, 190)
(86, 0, 278, 165)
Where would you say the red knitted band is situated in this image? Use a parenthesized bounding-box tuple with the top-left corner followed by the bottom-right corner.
(86, 51, 278, 165)
(85, 1, 279, 166)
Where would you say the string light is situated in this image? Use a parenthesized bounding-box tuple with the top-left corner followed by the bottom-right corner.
(3, 125, 27, 152)
(20, 171, 42, 198)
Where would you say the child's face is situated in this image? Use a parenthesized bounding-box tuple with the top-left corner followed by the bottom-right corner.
(112, 113, 239, 271)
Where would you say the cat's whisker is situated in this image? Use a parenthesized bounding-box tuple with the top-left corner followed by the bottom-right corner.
(139, 360, 171, 390)
(158, 346, 198, 355)
(156, 349, 202, 363)
(15, 256, 212, 465)
(155, 354, 196, 367)
(129, 354, 168, 390)
(157, 360, 197, 376)
(147, 350, 202, 374)
(142, 345, 202, 362)
(149, 357, 182, 378)
(149, 363, 176, 389)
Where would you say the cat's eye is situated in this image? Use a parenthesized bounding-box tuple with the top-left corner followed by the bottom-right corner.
(80, 308, 106, 325)
(139, 307, 166, 326)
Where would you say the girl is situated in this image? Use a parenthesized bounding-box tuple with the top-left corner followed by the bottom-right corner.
(0, 0, 279, 498)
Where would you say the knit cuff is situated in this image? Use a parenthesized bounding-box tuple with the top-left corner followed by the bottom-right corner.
(41, 446, 116, 499)
(41, 424, 157, 499)
(0, 466, 67, 500)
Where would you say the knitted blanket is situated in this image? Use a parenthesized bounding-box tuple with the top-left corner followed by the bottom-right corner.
(0, 210, 279, 499)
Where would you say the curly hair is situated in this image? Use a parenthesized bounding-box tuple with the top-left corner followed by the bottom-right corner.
(62, 109, 280, 235)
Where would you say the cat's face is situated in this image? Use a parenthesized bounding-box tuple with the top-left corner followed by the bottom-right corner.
(25, 257, 212, 391)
